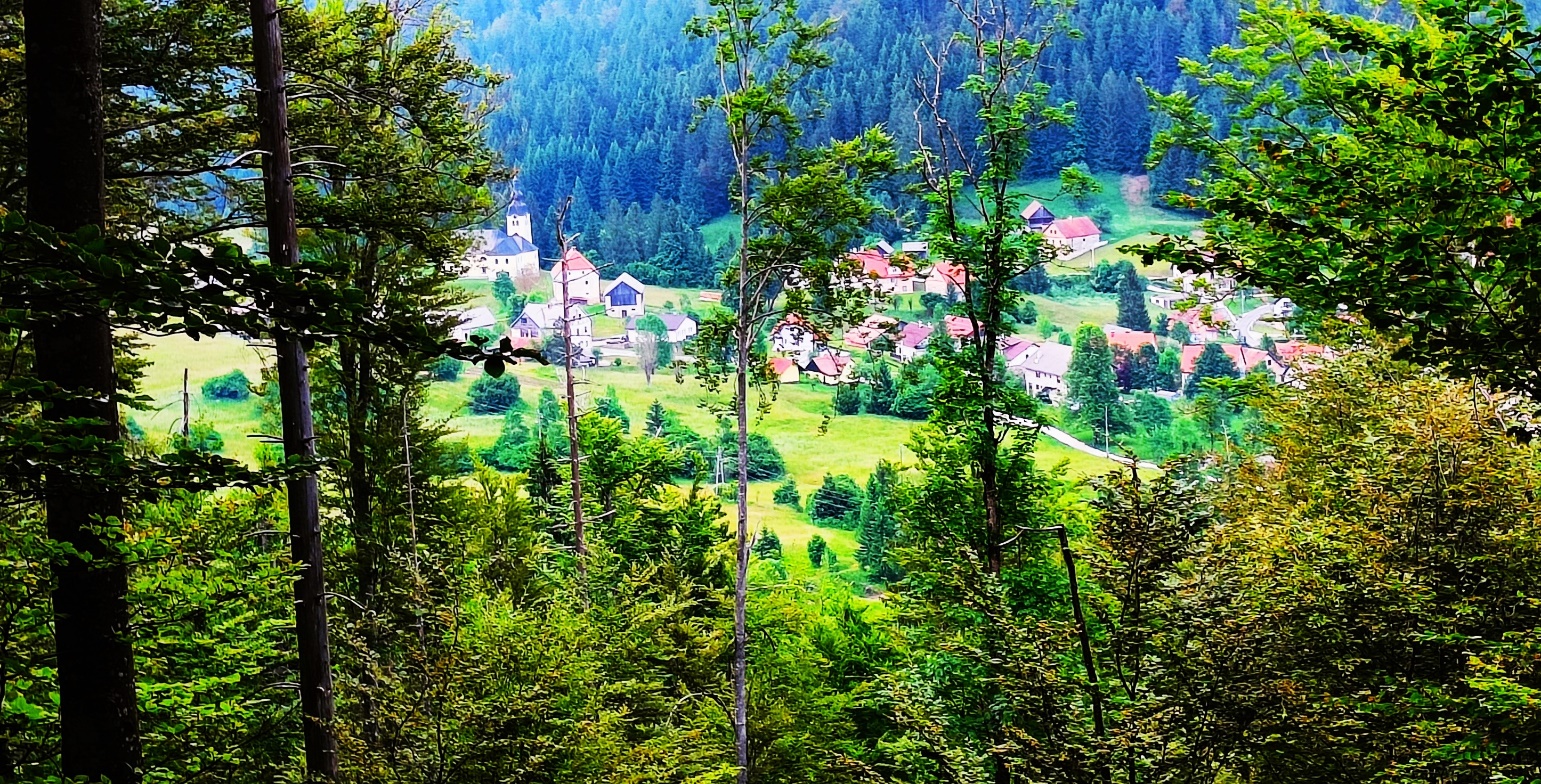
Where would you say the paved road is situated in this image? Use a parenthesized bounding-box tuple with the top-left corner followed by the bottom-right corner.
(997, 412, 1160, 471)
(1234, 302, 1277, 344)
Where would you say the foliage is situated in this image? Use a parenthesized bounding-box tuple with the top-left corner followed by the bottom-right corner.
(169, 419, 224, 454)
(594, 388, 631, 431)
(429, 355, 463, 382)
(809, 473, 863, 530)
(1065, 324, 1130, 447)
(854, 460, 900, 582)
(805, 534, 827, 567)
(832, 383, 862, 415)
(200, 369, 252, 402)
(772, 477, 800, 509)
(1114, 262, 1150, 331)
(467, 373, 522, 414)
(1183, 341, 1238, 398)
(751, 527, 783, 560)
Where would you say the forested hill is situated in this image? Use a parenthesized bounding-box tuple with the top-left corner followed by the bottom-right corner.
(450, 0, 1368, 282)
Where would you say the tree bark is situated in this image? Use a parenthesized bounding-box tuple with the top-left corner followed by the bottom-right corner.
(25, 3, 143, 779)
(733, 160, 752, 784)
(249, 0, 339, 777)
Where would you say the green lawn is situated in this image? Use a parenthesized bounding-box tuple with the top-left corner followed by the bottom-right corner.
(132, 333, 271, 465)
(1008, 172, 1200, 244)
(699, 214, 739, 251)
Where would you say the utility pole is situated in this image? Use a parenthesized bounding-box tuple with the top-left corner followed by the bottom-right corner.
(553, 197, 587, 574)
(248, 0, 338, 777)
(25, 0, 142, 779)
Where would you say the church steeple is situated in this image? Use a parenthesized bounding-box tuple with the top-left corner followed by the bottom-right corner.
(505, 178, 533, 240)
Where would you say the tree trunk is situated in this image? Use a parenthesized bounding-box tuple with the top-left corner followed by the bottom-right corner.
(249, 0, 339, 777)
(560, 260, 587, 573)
(1056, 525, 1108, 784)
(733, 182, 751, 784)
(24, 0, 142, 780)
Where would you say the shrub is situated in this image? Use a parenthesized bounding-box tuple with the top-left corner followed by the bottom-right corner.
(201, 369, 251, 402)
(772, 477, 800, 509)
(807, 535, 827, 567)
(171, 420, 224, 454)
(467, 373, 522, 414)
(716, 432, 785, 480)
(809, 474, 863, 529)
(833, 383, 862, 415)
(429, 355, 463, 382)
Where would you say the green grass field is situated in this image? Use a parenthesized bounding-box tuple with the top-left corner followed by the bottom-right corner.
(1008, 172, 1200, 244)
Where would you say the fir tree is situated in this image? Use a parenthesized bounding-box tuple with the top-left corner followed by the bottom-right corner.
(1115, 264, 1151, 331)
(1185, 342, 1240, 397)
(855, 460, 900, 582)
(1066, 324, 1130, 448)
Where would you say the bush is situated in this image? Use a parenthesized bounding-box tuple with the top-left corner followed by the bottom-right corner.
(717, 432, 785, 480)
(429, 355, 463, 382)
(809, 474, 863, 529)
(201, 369, 251, 402)
(807, 535, 827, 567)
(171, 420, 224, 454)
(772, 477, 800, 509)
(467, 373, 522, 414)
(833, 383, 862, 415)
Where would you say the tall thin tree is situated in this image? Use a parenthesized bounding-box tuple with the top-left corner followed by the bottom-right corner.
(687, 2, 893, 779)
(553, 196, 588, 573)
(248, 0, 339, 777)
(24, 0, 141, 779)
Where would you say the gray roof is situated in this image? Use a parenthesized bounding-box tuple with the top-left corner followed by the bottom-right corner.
(1020, 342, 1073, 378)
(487, 234, 538, 256)
(627, 312, 693, 331)
(506, 180, 531, 217)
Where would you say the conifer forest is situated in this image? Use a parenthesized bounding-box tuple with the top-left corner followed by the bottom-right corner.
(5, 0, 1541, 782)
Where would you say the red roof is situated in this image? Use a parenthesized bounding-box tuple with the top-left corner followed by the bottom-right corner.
(1170, 305, 1233, 330)
(897, 322, 934, 349)
(943, 314, 976, 338)
(929, 261, 969, 288)
(852, 249, 914, 280)
(1273, 340, 1329, 364)
(808, 352, 851, 377)
(768, 357, 798, 375)
(1180, 344, 1278, 375)
(1048, 216, 1101, 239)
(1104, 328, 1159, 353)
(556, 247, 596, 273)
(1001, 337, 1040, 363)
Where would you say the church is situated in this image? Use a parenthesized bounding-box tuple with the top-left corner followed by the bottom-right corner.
(463, 182, 540, 281)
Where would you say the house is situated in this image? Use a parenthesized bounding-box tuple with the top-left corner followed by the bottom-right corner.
(900, 240, 930, 260)
(1042, 216, 1103, 260)
(1001, 336, 1040, 373)
(894, 322, 934, 362)
(923, 261, 969, 297)
(1179, 343, 1285, 387)
(1017, 342, 1074, 402)
(1171, 269, 1239, 297)
(1021, 200, 1056, 231)
(462, 182, 540, 281)
(1147, 285, 1186, 310)
(602, 273, 646, 318)
(802, 350, 855, 385)
(1169, 306, 1234, 343)
(943, 314, 976, 340)
(768, 357, 801, 384)
(551, 248, 602, 304)
(1104, 328, 1160, 354)
(625, 312, 698, 346)
(843, 314, 899, 350)
(510, 301, 593, 352)
(1273, 340, 1334, 384)
(451, 306, 498, 343)
(771, 314, 820, 359)
(849, 249, 917, 295)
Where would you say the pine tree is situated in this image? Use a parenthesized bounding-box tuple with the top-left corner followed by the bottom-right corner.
(1185, 342, 1240, 397)
(865, 361, 896, 416)
(1066, 324, 1128, 448)
(1115, 264, 1151, 331)
(645, 399, 669, 437)
(855, 460, 900, 581)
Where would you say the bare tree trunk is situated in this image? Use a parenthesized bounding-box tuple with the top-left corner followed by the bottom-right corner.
(554, 200, 587, 574)
(249, 0, 339, 777)
(25, 1, 141, 779)
(1055, 525, 1108, 784)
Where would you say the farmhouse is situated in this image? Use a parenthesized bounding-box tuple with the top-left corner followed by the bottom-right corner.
(1179, 343, 1285, 386)
(843, 314, 899, 350)
(451, 306, 498, 343)
(510, 301, 593, 352)
(771, 314, 820, 359)
(1042, 216, 1103, 260)
(551, 247, 602, 304)
(1001, 336, 1040, 374)
(1016, 342, 1074, 402)
(802, 350, 855, 385)
(1020, 200, 1056, 231)
(1104, 328, 1160, 354)
(625, 312, 698, 346)
(768, 357, 801, 384)
(602, 273, 646, 319)
(1169, 306, 1234, 343)
(849, 248, 917, 295)
(922, 261, 968, 297)
(943, 314, 976, 341)
(894, 322, 934, 362)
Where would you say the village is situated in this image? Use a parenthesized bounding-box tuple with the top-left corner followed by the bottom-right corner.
(452, 187, 1333, 410)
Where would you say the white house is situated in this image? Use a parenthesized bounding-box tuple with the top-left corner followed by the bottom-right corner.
(1017, 342, 1074, 402)
(849, 248, 917, 295)
(771, 315, 820, 359)
(463, 183, 540, 281)
(894, 322, 934, 363)
(1020, 200, 1056, 231)
(922, 261, 968, 297)
(626, 312, 698, 346)
(510, 301, 593, 352)
(451, 306, 499, 343)
(602, 273, 646, 318)
(551, 248, 602, 304)
(802, 350, 855, 385)
(1042, 217, 1103, 260)
(1000, 336, 1040, 374)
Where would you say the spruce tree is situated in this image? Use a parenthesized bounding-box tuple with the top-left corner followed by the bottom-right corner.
(1185, 342, 1240, 397)
(1115, 264, 1151, 331)
(1066, 324, 1128, 448)
(855, 461, 900, 582)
